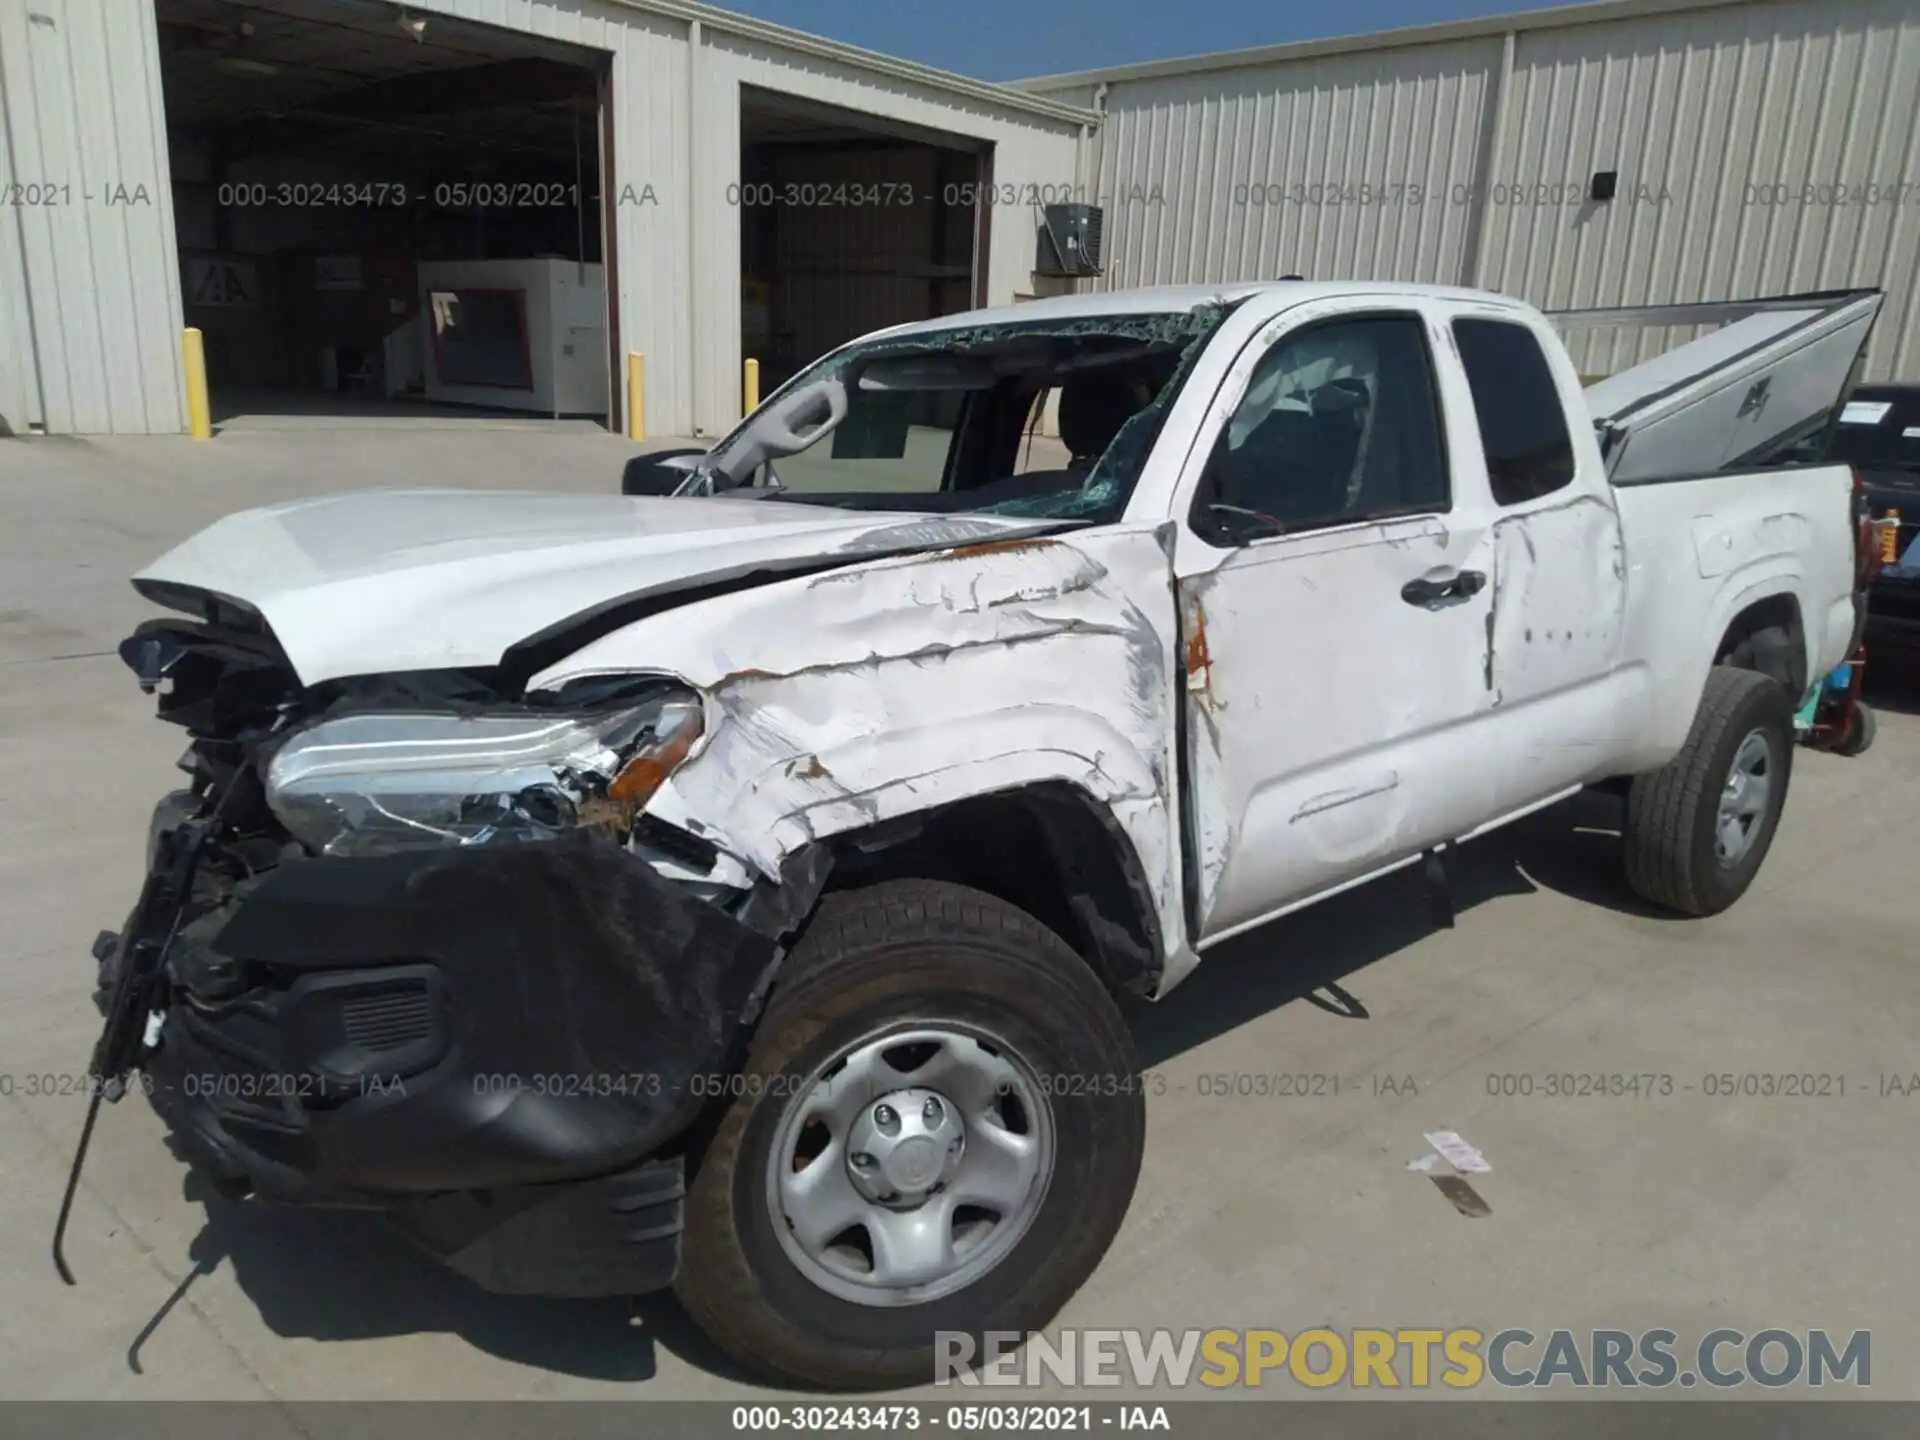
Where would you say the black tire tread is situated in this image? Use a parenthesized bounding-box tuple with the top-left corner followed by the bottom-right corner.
(1623, 666, 1788, 915)
(676, 878, 1141, 1391)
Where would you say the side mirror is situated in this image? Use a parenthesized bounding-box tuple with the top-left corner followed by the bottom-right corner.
(621, 447, 709, 496)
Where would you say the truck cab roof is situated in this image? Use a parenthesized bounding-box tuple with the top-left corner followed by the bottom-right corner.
(871, 280, 1534, 339)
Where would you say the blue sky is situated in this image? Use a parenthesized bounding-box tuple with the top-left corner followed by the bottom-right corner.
(722, 0, 1548, 81)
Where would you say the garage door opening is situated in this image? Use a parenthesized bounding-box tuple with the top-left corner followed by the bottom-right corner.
(157, 0, 612, 431)
(739, 88, 989, 399)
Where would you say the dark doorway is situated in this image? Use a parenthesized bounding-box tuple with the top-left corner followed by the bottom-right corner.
(157, 0, 613, 428)
(739, 88, 989, 397)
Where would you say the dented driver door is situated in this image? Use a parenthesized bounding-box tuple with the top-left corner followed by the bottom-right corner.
(1171, 301, 1503, 945)
(1443, 303, 1630, 818)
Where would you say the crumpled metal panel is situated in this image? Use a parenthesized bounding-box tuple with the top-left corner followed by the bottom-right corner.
(529, 524, 1190, 979)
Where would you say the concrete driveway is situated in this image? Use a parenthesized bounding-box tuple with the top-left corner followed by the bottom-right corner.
(2, 429, 1916, 1403)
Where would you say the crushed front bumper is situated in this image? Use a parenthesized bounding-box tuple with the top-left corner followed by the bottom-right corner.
(106, 801, 775, 1297)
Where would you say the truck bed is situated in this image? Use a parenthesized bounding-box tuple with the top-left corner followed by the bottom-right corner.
(1606, 460, 1860, 771)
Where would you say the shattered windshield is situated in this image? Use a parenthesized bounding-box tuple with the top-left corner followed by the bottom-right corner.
(694, 303, 1236, 523)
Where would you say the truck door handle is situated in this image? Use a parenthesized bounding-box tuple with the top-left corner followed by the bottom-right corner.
(1401, 570, 1487, 607)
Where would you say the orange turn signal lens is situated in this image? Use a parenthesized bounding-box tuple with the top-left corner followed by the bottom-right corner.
(1882, 510, 1901, 564)
(607, 707, 704, 805)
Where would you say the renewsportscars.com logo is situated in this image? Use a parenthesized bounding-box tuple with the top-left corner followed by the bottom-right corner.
(935, 1328, 1871, 1390)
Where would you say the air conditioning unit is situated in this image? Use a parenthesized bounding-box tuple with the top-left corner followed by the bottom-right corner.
(1036, 203, 1103, 278)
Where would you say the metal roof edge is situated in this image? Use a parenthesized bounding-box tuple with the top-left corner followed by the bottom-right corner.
(604, 0, 1100, 126)
(1013, 0, 1764, 91)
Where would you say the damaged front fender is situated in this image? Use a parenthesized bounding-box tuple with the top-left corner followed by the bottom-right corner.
(530, 526, 1190, 989)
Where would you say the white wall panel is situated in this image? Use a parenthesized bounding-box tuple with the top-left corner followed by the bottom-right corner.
(1051, 0, 1920, 382)
(1086, 38, 1501, 292)
(1484, 0, 1920, 381)
(0, 0, 184, 434)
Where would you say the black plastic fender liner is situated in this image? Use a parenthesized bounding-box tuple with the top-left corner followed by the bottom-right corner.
(193, 833, 775, 1194)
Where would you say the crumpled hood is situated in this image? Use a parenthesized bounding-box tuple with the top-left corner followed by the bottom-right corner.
(135, 488, 1056, 685)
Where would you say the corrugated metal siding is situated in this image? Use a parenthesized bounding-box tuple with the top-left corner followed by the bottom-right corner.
(1079, 0, 1920, 382)
(0, 102, 37, 433)
(1483, 0, 1920, 381)
(1088, 38, 1501, 291)
(0, 0, 184, 434)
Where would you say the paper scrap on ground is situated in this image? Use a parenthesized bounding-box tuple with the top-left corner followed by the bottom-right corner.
(1422, 1130, 1492, 1174)
(1405, 1152, 1445, 1174)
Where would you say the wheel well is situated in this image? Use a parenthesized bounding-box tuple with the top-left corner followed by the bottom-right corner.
(1714, 594, 1808, 699)
(819, 783, 1164, 998)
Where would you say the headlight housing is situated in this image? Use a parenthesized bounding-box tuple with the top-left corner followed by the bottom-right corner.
(263, 689, 703, 858)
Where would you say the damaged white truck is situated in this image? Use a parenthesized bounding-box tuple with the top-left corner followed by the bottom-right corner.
(66, 281, 1882, 1390)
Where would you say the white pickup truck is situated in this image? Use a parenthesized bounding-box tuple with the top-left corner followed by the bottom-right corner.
(72, 281, 1880, 1390)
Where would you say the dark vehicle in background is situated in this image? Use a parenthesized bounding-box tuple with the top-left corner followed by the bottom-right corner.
(1802, 385, 1920, 658)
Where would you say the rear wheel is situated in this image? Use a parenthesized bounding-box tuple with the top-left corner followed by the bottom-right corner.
(1624, 666, 1794, 916)
(677, 879, 1145, 1391)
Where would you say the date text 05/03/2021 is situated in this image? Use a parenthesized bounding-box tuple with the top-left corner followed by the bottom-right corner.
(730, 1404, 1168, 1432)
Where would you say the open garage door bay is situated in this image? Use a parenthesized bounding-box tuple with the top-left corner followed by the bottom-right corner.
(0, 0, 1089, 437)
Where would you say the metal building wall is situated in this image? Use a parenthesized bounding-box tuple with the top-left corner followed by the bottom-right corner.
(0, 0, 187, 435)
(1482, 0, 1920, 381)
(0, 0, 1085, 437)
(1041, 0, 1920, 382)
(1083, 37, 1503, 292)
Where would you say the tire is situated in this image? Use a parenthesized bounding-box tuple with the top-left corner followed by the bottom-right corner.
(1834, 700, 1877, 758)
(677, 879, 1145, 1391)
(1624, 666, 1795, 916)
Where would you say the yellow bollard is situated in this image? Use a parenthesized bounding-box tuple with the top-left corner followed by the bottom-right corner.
(743, 357, 760, 416)
(182, 328, 212, 439)
(626, 352, 646, 442)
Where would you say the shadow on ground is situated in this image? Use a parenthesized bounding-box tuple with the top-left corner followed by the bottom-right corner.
(135, 1170, 752, 1386)
(138, 789, 1657, 1387)
(207, 389, 591, 428)
(1127, 785, 1672, 1068)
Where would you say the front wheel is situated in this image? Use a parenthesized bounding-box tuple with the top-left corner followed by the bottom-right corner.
(1623, 665, 1795, 916)
(677, 880, 1146, 1391)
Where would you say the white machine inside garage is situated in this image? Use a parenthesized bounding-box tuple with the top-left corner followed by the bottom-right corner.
(412, 259, 608, 417)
